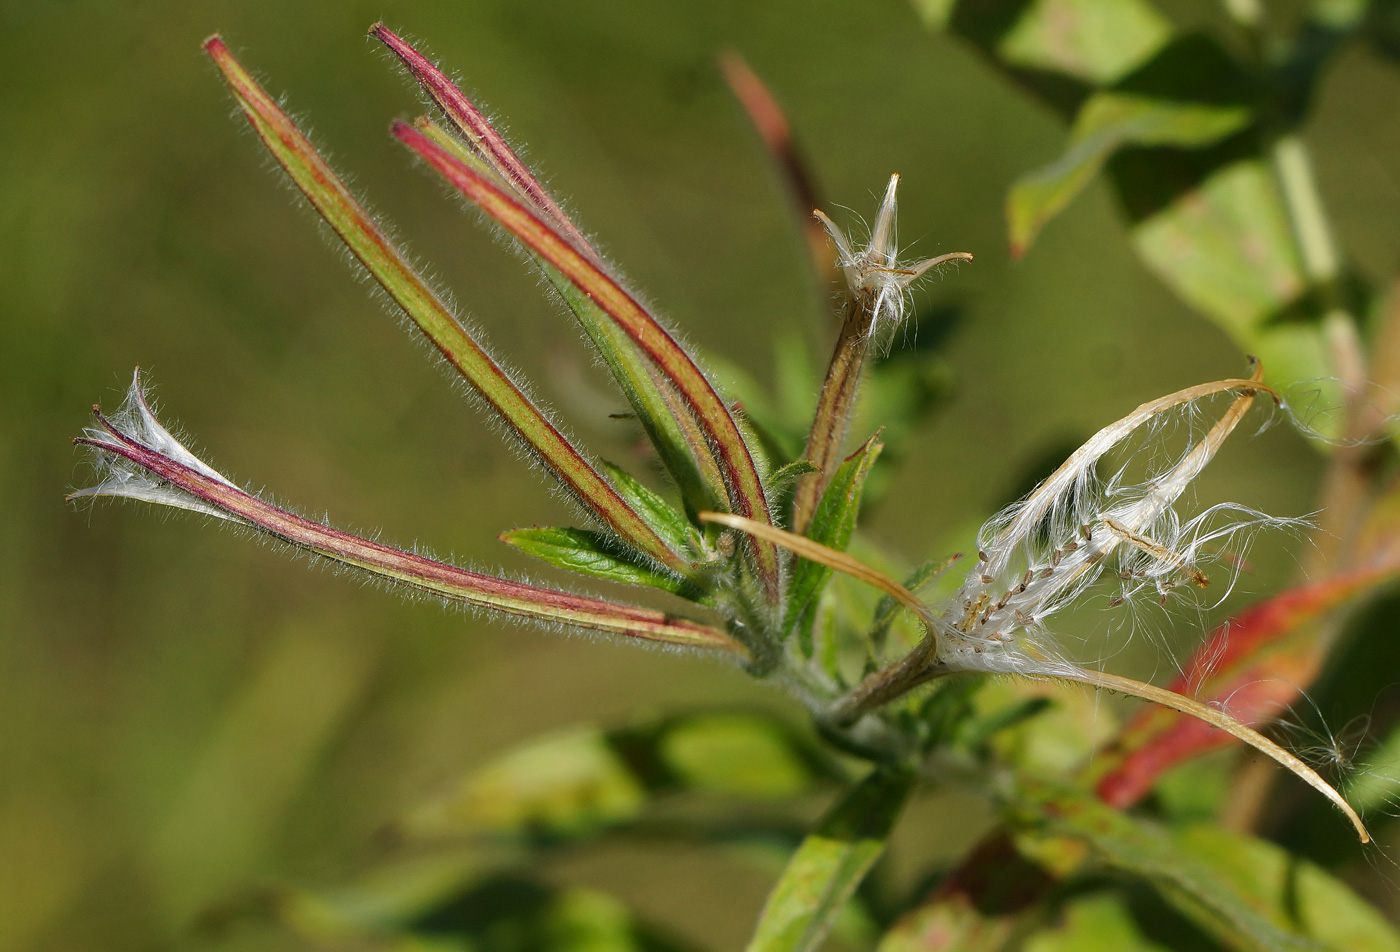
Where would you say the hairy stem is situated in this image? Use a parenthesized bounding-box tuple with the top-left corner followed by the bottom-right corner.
(792, 291, 875, 533)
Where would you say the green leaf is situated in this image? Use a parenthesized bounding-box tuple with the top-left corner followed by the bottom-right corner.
(402, 726, 649, 841)
(600, 462, 702, 558)
(400, 712, 835, 844)
(994, 0, 1172, 84)
(745, 768, 914, 952)
(203, 38, 688, 575)
(500, 527, 690, 595)
(869, 555, 961, 649)
(1172, 825, 1400, 952)
(911, 0, 959, 29)
(767, 459, 820, 493)
(1128, 157, 1334, 399)
(267, 710, 834, 946)
(659, 713, 820, 799)
(276, 871, 704, 951)
(917, 7, 1345, 401)
(784, 435, 884, 640)
(1345, 717, 1400, 814)
(1008, 779, 1317, 952)
(1010, 93, 1252, 254)
(1023, 894, 1169, 952)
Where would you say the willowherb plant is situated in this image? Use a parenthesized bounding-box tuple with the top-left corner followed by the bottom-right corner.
(71, 24, 1392, 950)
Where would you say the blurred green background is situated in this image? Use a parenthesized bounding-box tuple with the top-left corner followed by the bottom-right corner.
(5, 0, 1400, 948)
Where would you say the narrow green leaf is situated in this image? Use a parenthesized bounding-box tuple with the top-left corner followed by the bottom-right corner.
(500, 526, 690, 595)
(784, 435, 884, 639)
(276, 867, 691, 950)
(1009, 779, 1317, 952)
(1010, 93, 1251, 254)
(745, 768, 914, 952)
(767, 459, 820, 492)
(994, 0, 1172, 84)
(202, 37, 688, 574)
(402, 726, 648, 840)
(1023, 894, 1169, 952)
(869, 555, 961, 648)
(392, 118, 783, 601)
(658, 713, 822, 799)
(416, 118, 727, 513)
(600, 461, 703, 558)
(400, 713, 834, 842)
(1173, 825, 1400, 952)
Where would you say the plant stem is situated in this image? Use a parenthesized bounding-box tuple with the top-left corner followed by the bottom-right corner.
(792, 291, 874, 533)
(1270, 134, 1372, 573)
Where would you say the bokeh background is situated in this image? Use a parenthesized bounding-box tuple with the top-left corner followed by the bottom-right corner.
(5, 0, 1400, 948)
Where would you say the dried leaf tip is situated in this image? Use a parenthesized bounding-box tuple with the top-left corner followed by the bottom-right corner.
(813, 174, 973, 336)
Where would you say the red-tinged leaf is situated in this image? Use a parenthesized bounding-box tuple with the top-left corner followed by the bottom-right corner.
(877, 834, 1044, 952)
(76, 398, 742, 656)
(202, 37, 687, 574)
(1091, 567, 1398, 807)
(394, 120, 782, 600)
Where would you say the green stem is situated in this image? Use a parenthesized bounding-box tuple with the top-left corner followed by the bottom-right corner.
(792, 291, 874, 534)
(1270, 134, 1366, 394)
(1271, 133, 1374, 577)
